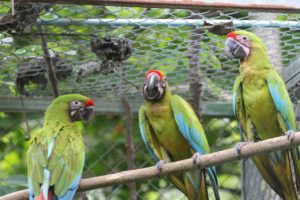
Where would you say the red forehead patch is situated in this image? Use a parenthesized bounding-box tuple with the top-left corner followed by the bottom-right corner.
(85, 98, 94, 107)
(226, 32, 237, 39)
(146, 70, 164, 80)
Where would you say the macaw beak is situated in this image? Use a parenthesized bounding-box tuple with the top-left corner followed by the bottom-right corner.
(225, 37, 249, 60)
(147, 73, 159, 90)
(143, 73, 164, 101)
(70, 99, 94, 123)
(82, 105, 94, 123)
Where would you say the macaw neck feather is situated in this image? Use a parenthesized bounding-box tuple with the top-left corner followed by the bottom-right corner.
(240, 42, 272, 72)
(44, 104, 71, 125)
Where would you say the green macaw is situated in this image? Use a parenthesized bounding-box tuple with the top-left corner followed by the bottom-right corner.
(27, 94, 94, 200)
(225, 30, 300, 200)
(139, 70, 220, 200)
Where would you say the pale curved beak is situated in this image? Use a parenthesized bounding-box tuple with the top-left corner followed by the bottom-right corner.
(144, 74, 160, 100)
(83, 106, 94, 123)
(225, 38, 249, 60)
(70, 105, 94, 123)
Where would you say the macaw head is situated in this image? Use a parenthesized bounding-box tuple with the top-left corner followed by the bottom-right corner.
(45, 94, 95, 123)
(143, 69, 166, 101)
(224, 30, 267, 61)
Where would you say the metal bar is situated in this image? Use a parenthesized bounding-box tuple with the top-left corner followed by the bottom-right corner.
(0, 96, 234, 117)
(37, 19, 300, 28)
(14, 0, 300, 13)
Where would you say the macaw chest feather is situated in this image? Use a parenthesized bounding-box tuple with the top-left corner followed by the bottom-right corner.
(146, 103, 191, 160)
(242, 73, 281, 139)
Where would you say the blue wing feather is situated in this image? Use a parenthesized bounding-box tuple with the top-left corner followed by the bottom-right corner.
(174, 113, 206, 155)
(232, 91, 237, 117)
(28, 179, 35, 200)
(267, 75, 295, 131)
(170, 95, 219, 200)
(28, 128, 84, 200)
(232, 79, 245, 141)
(138, 106, 159, 161)
(58, 176, 81, 200)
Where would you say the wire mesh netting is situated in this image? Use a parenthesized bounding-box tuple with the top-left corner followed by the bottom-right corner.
(0, 3, 299, 101)
(0, 1, 300, 200)
(0, 114, 241, 199)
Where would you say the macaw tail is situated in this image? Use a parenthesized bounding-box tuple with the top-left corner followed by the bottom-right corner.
(206, 167, 220, 200)
(34, 190, 55, 200)
(184, 169, 208, 200)
(252, 151, 298, 200)
(291, 147, 300, 191)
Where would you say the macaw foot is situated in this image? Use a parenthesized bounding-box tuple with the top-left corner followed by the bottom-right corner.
(285, 130, 295, 144)
(235, 142, 253, 159)
(155, 160, 166, 177)
(80, 191, 89, 200)
(192, 152, 202, 166)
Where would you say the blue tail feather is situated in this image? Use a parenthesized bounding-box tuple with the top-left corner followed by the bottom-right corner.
(207, 167, 220, 200)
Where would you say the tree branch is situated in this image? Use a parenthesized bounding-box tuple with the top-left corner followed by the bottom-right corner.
(37, 24, 60, 98)
(2, 132, 300, 200)
(121, 96, 137, 200)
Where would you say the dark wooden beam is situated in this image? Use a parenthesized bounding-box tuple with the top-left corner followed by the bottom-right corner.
(282, 57, 300, 91)
(0, 96, 234, 117)
(12, 0, 300, 13)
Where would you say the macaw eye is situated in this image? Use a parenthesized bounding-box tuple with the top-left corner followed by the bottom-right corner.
(242, 36, 248, 41)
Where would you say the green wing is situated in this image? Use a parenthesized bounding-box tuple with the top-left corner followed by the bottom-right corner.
(27, 125, 85, 198)
(27, 128, 48, 195)
(138, 106, 162, 161)
(170, 95, 209, 154)
(232, 75, 249, 141)
(266, 70, 296, 131)
(232, 75, 241, 118)
(266, 70, 300, 191)
(170, 94, 219, 200)
(138, 105, 188, 195)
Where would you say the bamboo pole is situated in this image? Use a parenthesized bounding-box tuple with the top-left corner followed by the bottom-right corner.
(1, 132, 300, 200)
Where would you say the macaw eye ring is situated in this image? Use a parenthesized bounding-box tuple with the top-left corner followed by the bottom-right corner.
(70, 100, 83, 109)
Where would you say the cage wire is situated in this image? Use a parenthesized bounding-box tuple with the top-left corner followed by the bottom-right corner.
(0, 1, 300, 200)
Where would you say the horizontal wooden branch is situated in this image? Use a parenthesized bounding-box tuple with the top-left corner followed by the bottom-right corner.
(2, 132, 300, 200)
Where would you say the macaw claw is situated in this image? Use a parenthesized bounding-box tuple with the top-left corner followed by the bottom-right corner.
(80, 191, 88, 200)
(155, 160, 166, 177)
(235, 142, 253, 159)
(285, 130, 295, 144)
(192, 152, 202, 166)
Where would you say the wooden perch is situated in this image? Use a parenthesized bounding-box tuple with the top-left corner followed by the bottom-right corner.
(2, 132, 300, 200)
